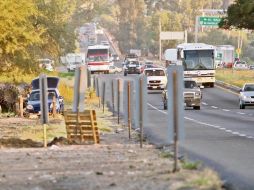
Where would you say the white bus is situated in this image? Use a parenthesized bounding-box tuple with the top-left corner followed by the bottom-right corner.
(165, 43, 216, 87)
(86, 45, 112, 74)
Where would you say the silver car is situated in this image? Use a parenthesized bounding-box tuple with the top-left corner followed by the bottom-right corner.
(162, 79, 202, 110)
(239, 83, 254, 109)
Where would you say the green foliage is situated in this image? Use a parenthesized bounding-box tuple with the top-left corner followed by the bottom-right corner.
(182, 161, 201, 170)
(220, 0, 254, 30)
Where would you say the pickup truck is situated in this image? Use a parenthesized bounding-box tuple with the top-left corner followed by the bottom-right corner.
(162, 79, 202, 110)
(144, 68, 167, 90)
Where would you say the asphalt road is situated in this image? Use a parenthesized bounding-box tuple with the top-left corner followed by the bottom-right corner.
(146, 86, 254, 190)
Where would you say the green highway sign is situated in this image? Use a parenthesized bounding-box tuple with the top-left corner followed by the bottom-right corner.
(199, 17, 222, 26)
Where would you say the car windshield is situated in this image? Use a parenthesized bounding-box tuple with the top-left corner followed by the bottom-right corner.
(145, 70, 165, 76)
(29, 91, 57, 101)
(184, 50, 214, 70)
(126, 61, 140, 66)
(185, 81, 197, 89)
(87, 55, 108, 62)
(145, 65, 154, 69)
(244, 85, 254, 91)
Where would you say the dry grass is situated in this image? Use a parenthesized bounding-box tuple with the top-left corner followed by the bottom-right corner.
(216, 69, 254, 87)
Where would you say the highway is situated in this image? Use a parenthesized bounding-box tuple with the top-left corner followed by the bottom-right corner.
(79, 30, 254, 189)
(146, 86, 254, 190)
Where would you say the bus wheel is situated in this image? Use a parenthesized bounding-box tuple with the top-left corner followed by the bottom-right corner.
(210, 83, 214, 88)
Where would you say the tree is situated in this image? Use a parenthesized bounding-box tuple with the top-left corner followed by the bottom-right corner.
(0, 0, 44, 71)
(219, 0, 254, 30)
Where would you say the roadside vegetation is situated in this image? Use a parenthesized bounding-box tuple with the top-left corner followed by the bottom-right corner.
(216, 69, 254, 87)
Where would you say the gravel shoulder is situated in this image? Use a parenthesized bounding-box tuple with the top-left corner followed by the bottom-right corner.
(0, 100, 224, 190)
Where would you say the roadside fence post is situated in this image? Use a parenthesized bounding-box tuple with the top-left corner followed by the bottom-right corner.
(112, 80, 115, 116)
(139, 77, 143, 148)
(117, 79, 120, 124)
(19, 96, 24, 118)
(127, 81, 131, 139)
(96, 78, 100, 108)
(102, 82, 106, 113)
(173, 71, 179, 173)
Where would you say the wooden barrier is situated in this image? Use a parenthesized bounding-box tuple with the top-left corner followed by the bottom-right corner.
(64, 110, 100, 144)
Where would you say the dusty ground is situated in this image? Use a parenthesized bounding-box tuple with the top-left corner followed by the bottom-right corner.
(0, 101, 224, 190)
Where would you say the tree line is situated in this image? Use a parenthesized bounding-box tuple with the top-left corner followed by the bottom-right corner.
(0, 0, 98, 73)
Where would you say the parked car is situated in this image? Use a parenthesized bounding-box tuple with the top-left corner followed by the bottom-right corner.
(37, 59, 54, 72)
(162, 79, 202, 110)
(26, 77, 64, 114)
(233, 61, 248, 70)
(109, 65, 122, 74)
(249, 65, 254, 70)
(144, 68, 167, 90)
(239, 83, 254, 109)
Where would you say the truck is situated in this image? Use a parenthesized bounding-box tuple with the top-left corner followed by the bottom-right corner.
(86, 45, 112, 74)
(66, 53, 84, 72)
(215, 45, 235, 68)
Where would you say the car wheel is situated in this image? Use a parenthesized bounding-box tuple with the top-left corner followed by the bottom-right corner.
(239, 100, 245, 109)
(193, 106, 200, 110)
(163, 102, 167, 110)
(124, 72, 127, 76)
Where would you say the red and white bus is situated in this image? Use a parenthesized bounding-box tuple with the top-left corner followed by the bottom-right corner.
(86, 45, 112, 74)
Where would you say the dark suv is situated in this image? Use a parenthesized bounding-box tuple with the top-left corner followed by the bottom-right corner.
(123, 60, 142, 76)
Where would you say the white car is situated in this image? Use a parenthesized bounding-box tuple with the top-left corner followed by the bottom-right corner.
(239, 83, 254, 109)
(233, 61, 248, 70)
(109, 65, 122, 74)
(144, 68, 167, 90)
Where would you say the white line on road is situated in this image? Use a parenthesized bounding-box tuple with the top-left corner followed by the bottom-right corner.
(147, 103, 254, 141)
(202, 102, 208, 105)
(222, 109, 230, 112)
(211, 106, 218, 109)
(237, 112, 246, 115)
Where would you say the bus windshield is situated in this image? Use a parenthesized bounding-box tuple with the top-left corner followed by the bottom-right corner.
(87, 49, 109, 62)
(183, 50, 214, 70)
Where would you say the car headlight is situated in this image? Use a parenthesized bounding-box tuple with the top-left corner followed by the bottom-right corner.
(195, 92, 201, 96)
(26, 105, 33, 110)
(243, 95, 250, 99)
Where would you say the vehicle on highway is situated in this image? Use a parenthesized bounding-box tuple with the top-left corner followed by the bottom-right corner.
(141, 64, 155, 73)
(249, 65, 254, 70)
(144, 68, 167, 90)
(66, 53, 84, 72)
(109, 65, 122, 74)
(123, 60, 142, 76)
(124, 53, 138, 62)
(165, 43, 216, 87)
(233, 61, 248, 70)
(86, 45, 112, 74)
(162, 79, 202, 110)
(38, 59, 54, 72)
(101, 40, 109, 46)
(112, 54, 120, 61)
(26, 77, 64, 114)
(216, 45, 235, 68)
(239, 83, 254, 109)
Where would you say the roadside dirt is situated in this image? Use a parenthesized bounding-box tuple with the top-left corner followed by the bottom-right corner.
(0, 103, 224, 190)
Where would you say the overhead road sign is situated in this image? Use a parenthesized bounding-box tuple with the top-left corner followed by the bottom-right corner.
(199, 17, 222, 26)
(160, 31, 185, 40)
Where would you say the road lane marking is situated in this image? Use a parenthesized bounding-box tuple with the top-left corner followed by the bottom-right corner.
(237, 112, 245, 115)
(147, 103, 254, 141)
(211, 106, 218, 109)
(202, 102, 208, 105)
(222, 109, 230, 112)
